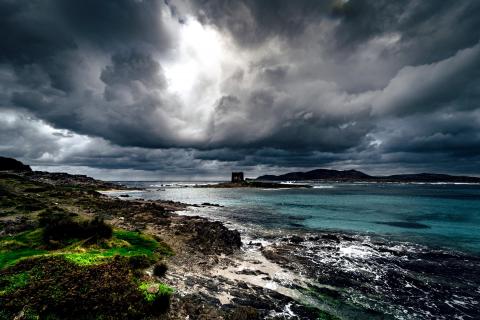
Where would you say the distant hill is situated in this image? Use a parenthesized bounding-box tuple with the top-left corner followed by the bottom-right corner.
(257, 169, 371, 182)
(257, 169, 480, 183)
(0, 156, 119, 189)
(0, 156, 32, 172)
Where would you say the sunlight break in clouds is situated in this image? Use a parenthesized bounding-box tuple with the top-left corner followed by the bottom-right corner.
(0, 0, 479, 178)
(161, 11, 240, 140)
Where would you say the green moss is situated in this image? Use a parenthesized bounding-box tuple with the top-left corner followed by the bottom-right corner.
(1, 228, 173, 269)
(62, 230, 172, 266)
(114, 230, 157, 251)
(114, 230, 174, 257)
(63, 252, 108, 266)
(0, 272, 30, 295)
(138, 281, 174, 302)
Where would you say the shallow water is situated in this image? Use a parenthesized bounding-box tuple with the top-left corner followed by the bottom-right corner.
(105, 182, 480, 319)
(105, 182, 480, 320)
(112, 182, 480, 254)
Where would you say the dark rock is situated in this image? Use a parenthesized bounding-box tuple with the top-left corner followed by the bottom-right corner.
(289, 235, 304, 244)
(321, 234, 341, 242)
(201, 202, 223, 207)
(228, 306, 260, 320)
(0, 217, 36, 236)
(236, 269, 268, 276)
(177, 218, 242, 254)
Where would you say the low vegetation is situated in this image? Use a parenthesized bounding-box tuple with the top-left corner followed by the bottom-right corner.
(0, 256, 150, 319)
(138, 281, 174, 311)
(0, 208, 175, 319)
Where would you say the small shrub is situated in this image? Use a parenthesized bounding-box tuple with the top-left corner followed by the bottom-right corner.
(153, 262, 168, 277)
(41, 214, 112, 244)
(138, 282, 173, 313)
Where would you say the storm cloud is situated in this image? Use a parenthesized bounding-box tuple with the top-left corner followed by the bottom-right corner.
(0, 0, 479, 178)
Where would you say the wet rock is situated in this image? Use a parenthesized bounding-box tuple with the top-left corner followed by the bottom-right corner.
(321, 234, 341, 242)
(236, 269, 268, 276)
(177, 218, 242, 254)
(290, 235, 304, 244)
(281, 235, 304, 244)
(202, 202, 223, 207)
(260, 234, 480, 320)
(228, 306, 260, 320)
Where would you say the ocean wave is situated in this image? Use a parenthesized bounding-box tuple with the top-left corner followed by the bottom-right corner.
(262, 232, 480, 320)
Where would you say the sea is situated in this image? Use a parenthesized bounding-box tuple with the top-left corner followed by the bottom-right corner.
(105, 182, 480, 320)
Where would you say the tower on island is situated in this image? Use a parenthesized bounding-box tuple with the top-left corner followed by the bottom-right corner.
(231, 172, 244, 183)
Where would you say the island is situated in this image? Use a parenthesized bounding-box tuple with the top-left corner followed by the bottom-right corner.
(256, 168, 480, 183)
(196, 171, 312, 188)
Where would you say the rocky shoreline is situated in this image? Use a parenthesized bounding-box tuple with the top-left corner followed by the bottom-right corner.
(2, 158, 479, 319)
(0, 161, 329, 319)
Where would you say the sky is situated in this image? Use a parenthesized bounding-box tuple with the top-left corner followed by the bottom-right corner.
(1, 0, 479, 180)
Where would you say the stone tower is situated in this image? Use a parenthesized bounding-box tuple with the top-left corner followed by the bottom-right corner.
(231, 172, 244, 182)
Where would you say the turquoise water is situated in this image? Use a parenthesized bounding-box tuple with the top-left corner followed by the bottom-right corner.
(119, 182, 480, 254)
(112, 182, 480, 319)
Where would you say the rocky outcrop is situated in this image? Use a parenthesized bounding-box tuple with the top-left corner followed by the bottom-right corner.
(0, 157, 32, 172)
(24, 171, 121, 190)
(175, 217, 242, 254)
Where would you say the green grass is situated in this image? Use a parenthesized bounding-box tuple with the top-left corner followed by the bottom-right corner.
(0, 228, 173, 269)
(0, 249, 48, 270)
(64, 230, 173, 266)
(63, 251, 108, 265)
(138, 281, 174, 302)
(0, 229, 43, 248)
(0, 229, 47, 269)
(113, 230, 159, 255)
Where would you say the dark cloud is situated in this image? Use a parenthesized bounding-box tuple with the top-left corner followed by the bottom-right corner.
(56, 0, 172, 50)
(0, 0, 479, 177)
(188, 0, 333, 47)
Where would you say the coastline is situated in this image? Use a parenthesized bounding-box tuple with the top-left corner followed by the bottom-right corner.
(2, 169, 480, 319)
(0, 170, 324, 319)
(106, 185, 480, 319)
